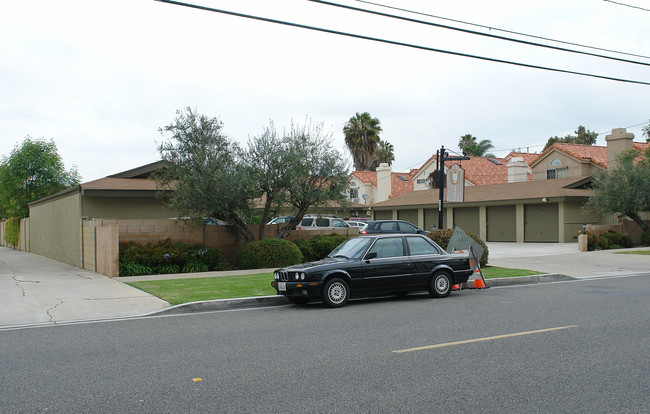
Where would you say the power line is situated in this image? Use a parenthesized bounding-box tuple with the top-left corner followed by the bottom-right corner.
(355, 0, 650, 60)
(310, 0, 650, 67)
(603, 0, 650, 12)
(154, 0, 650, 86)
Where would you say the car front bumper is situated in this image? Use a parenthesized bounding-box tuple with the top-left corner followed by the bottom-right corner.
(271, 280, 322, 298)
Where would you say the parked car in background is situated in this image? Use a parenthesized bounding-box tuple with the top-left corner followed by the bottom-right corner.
(361, 220, 426, 235)
(271, 234, 474, 307)
(345, 221, 366, 233)
(267, 216, 294, 225)
(297, 215, 349, 231)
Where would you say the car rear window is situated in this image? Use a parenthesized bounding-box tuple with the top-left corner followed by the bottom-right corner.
(301, 218, 314, 226)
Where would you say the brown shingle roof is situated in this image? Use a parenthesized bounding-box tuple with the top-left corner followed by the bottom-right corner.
(81, 177, 163, 191)
(371, 176, 592, 207)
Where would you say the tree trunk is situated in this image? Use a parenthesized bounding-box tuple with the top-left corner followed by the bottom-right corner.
(626, 212, 649, 232)
(277, 206, 309, 239)
(229, 214, 255, 242)
(258, 196, 274, 241)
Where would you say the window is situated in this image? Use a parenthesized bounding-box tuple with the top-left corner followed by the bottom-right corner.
(546, 167, 567, 180)
(368, 238, 404, 258)
(416, 178, 426, 185)
(549, 158, 562, 167)
(332, 219, 347, 228)
(406, 237, 439, 256)
(315, 218, 330, 227)
(378, 221, 397, 232)
(349, 188, 359, 199)
(398, 222, 419, 233)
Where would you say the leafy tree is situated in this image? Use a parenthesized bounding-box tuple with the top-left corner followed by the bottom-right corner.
(583, 148, 650, 232)
(543, 125, 598, 151)
(0, 137, 81, 218)
(642, 121, 649, 142)
(277, 120, 350, 239)
(370, 139, 395, 170)
(243, 121, 292, 240)
(426, 169, 441, 189)
(154, 108, 259, 242)
(343, 112, 382, 171)
(458, 134, 495, 157)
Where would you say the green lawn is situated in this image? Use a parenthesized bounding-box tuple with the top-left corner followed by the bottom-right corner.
(614, 250, 650, 255)
(125, 267, 542, 305)
(124, 273, 275, 306)
(481, 266, 542, 278)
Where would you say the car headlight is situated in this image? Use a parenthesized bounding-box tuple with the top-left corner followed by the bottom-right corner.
(294, 273, 300, 280)
(300, 272, 306, 280)
(274, 272, 279, 280)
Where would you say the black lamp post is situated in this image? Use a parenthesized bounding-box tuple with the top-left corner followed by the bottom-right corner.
(438, 145, 470, 230)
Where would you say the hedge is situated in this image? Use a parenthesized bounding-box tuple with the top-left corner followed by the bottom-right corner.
(236, 239, 303, 269)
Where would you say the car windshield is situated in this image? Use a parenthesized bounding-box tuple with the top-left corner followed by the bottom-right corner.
(328, 237, 373, 259)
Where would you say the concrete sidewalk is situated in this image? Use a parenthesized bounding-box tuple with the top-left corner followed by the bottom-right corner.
(0, 248, 168, 327)
(1, 243, 648, 327)
(486, 242, 650, 278)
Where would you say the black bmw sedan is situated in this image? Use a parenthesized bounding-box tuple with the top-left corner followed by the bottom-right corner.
(271, 234, 474, 307)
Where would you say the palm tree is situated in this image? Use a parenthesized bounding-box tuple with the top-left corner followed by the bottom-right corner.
(371, 139, 395, 170)
(458, 134, 495, 157)
(343, 112, 382, 171)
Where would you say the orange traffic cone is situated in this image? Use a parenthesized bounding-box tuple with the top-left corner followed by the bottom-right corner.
(473, 278, 486, 289)
(452, 284, 460, 291)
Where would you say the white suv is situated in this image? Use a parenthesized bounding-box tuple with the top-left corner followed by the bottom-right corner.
(297, 215, 349, 231)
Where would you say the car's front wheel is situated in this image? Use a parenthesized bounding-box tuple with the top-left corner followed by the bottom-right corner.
(428, 271, 452, 298)
(322, 278, 349, 308)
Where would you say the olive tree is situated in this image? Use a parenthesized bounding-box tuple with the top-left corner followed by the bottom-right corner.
(583, 148, 650, 232)
(276, 120, 350, 239)
(243, 121, 291, 240)
(154, 108, 259, 242)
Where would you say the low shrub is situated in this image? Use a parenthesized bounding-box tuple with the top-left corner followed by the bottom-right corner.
(641, 230, 650, 246)
(587, 231, 632, 251)
(236, 239, 303, 269)
(426, 229, 489, 267)
(118, 239, 229, 276)
(182, 261, 209, 273)
(601, 230, 632, 248)
(293, 234, 350, 262)
(119, 261, 154, 277)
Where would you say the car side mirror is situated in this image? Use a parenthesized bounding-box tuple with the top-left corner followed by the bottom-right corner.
(364, 252, 377, 260)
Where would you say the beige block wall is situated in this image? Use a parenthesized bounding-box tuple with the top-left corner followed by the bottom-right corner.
(96, 225, 119, 277)
(29, 192, 82, 267)
(83, 196, 174, 219)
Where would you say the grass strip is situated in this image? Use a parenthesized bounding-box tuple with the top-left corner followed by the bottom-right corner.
(124, 273, 275, 305)
(125, 267, 543, 305)
(614, 250, 650, 255)
(481, 266, 542, 278)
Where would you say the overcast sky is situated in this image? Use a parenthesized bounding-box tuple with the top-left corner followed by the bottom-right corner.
(1, 0, 648, 182)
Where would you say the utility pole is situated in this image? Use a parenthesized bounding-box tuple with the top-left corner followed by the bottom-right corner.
(438, 145, 470, 230)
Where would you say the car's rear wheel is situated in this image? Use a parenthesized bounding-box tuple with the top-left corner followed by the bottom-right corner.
(428, 271, 452, 298)
(322, 278, 349, 308)
(288, 297, 310, 305)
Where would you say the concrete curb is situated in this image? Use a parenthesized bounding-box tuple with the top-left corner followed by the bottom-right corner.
(150, 273, 576, 315)
(151, 295, 289, 315)
(484, 273, 575, 287)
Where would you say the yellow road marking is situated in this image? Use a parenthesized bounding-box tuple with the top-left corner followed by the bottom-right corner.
(393, 325, 578, 354)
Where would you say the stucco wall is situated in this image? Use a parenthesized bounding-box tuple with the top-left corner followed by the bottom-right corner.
(29, 192, 82, 267)
(83, 196, 174, 219)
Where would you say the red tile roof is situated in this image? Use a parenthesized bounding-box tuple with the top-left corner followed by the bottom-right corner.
(505, 152, 540, 166)
(349, 170, 414, 198)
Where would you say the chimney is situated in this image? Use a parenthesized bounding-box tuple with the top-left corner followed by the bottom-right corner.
(605, 128, 634, 169)
(376, 163, 392, 202)
(506, 157, 528, 183)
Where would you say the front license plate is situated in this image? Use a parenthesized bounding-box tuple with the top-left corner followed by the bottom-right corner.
(278, 282, 286, 292)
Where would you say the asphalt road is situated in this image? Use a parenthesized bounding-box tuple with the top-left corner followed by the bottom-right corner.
(1, 274, 648, 413)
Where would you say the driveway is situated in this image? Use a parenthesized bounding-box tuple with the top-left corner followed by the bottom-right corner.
(0, 247, 168, 327)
